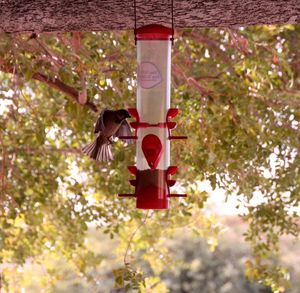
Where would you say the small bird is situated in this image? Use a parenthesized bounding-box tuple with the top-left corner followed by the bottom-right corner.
(82, 108, 132, 161)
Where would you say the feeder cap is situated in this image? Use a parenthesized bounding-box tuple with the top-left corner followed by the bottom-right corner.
(135, 24, 173, 40)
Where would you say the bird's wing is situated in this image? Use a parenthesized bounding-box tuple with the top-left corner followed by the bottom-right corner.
(94, 108, 107, 133)
(114, 120, 133, 143)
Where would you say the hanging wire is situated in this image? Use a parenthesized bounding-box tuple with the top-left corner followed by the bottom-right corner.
(133, 0, 175, 45)
(134, 0, 137, 44)
(171, 0, 174, 44)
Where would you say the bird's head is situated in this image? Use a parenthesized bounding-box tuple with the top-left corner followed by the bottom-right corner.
(116, 109, 131, 121)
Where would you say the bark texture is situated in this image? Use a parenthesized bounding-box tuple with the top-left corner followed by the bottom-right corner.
(0, 0, 299, 32)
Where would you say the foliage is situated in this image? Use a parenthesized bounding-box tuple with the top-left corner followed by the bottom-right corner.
(0, 25, 300, 291)
(162, 232, 273, 293)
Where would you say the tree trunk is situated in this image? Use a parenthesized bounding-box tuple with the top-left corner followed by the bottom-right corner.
(0, 0, 299, 33)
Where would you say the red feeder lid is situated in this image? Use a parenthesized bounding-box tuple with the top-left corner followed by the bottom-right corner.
(135, 24, 173, 40)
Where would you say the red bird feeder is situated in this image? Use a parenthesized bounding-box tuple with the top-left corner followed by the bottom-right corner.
(119, 24, 187, 209)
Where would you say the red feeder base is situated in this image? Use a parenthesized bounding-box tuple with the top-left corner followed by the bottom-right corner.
(136, 184, 169, 209)
(136, 169, 168, 209)
(118, 167, 187, 209)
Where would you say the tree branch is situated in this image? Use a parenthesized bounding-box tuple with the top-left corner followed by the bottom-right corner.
(173, 63, 215, 97)
(7, 146, 82, 155)
(0, 59, 98, 112)
(0, 0, 299, 32)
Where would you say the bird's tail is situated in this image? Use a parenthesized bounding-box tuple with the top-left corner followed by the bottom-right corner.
(82, 134, 113, 161)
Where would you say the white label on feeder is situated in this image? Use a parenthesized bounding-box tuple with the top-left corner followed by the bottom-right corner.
(138, 62, 162, 89)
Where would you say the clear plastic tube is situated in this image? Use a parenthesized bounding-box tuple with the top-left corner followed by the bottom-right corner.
(136, 39, 171, 171)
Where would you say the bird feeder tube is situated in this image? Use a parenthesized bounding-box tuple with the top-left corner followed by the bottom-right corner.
(119, 24, 187, 209)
